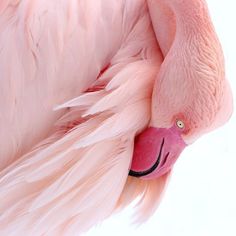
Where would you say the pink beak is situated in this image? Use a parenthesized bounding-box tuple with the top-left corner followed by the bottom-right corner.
(129, 125, 187, 179)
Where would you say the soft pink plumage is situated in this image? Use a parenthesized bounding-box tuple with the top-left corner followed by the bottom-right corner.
(0, 0, 233, 235)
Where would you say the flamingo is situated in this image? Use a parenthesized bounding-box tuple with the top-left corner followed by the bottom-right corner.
(0, 0, 233, 235)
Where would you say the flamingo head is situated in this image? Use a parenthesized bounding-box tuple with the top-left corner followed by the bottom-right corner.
(129, 0, 233, 179)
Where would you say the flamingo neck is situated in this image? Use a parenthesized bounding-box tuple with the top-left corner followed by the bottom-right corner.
(148, 0, 217, 56)
(168, 0, 215, 36)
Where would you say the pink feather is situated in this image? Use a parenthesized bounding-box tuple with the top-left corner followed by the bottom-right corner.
(0, 0, 233, 235)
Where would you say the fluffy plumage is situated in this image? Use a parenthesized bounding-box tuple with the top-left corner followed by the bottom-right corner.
(0, 60, 169, 235)
(0, 0, 232, 235)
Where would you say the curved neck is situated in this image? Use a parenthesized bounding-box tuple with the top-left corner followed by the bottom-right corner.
(169, 0, 215, 36)
(148, 0, 218, 56)
(167, 0, 209, 17)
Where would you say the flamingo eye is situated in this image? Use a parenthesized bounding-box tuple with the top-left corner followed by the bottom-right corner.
(176, 120, 185, 129)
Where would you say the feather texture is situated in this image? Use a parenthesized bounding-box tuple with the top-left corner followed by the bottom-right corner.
(0, 58, 166, 235)
(1, 0, 231, 235)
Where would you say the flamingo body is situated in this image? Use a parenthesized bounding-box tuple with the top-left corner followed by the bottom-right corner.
(0, 0, 233, 235)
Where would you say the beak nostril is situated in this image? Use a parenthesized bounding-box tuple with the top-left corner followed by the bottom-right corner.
(161, 152, 170, 167)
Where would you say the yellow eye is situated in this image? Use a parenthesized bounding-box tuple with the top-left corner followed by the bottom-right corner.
(176, 120, 185, 129)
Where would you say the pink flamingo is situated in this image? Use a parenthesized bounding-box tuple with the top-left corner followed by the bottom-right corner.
(0, 0, 233, 235)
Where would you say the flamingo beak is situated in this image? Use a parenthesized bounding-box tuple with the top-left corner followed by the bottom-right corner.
(129, 126, 187, 179)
